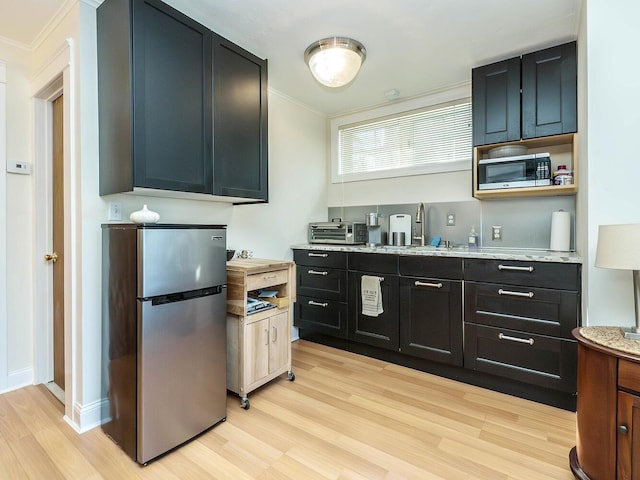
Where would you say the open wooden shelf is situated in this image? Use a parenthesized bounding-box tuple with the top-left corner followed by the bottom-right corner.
(473, 133, 578, 199)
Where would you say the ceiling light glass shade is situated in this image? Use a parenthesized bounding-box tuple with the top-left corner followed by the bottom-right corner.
(304, 37, 366, 88)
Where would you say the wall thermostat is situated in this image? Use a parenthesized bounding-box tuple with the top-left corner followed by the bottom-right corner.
(7, 161, 32, 175)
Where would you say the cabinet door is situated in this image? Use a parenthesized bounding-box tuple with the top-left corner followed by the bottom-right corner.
(294, 295, 348, 339)
(472, 56, 521, 146)
(243, 318, 269, 385)
(348, 272, 399, 350)
(399, 277, 462, 365)
(522, 41, 577, 139)
(213, 34, 268, 201)
(617, 391, 640, 480)
(132, 0, 213, 193)
(269, 312, 290, 375)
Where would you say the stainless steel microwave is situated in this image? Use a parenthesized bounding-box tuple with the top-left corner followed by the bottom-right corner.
(478, 153, 552, 190)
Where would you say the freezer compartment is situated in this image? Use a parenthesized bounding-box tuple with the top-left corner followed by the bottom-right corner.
(138, 227, 227, 298)
(137, 287, 227, 464)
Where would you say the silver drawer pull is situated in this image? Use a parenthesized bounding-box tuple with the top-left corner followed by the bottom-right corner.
(498, 264, 534, 273)
(308, 269, 329, 276)
(499, 333, 535, 345)
(262, 275, 277, 280)
(308, 253, 328, 258)
(308, 300, 328, 307)
(498, 288, 534, 298)
(415, 281, 443, 289)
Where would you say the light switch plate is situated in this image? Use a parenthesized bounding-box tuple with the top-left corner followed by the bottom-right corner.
(108, 202, 122, 221)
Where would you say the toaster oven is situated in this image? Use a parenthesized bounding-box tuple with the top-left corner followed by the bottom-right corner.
(308, 221, 367, 244)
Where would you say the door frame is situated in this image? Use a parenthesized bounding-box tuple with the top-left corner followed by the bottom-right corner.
(33, 39, 74, 422)
(0, 61, 7, 392)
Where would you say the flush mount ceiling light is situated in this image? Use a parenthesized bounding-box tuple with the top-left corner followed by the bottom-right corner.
(304, 37, 366, 88)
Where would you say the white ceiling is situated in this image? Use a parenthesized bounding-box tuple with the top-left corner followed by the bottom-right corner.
(1, 0, 582, 116)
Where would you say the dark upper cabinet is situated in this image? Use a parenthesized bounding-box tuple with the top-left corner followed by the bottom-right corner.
(521, 42, 577, 139)
(472, 56, 521, 146)
(472, 41, 577, 146)
(97, 0, 268, 202)
(213, 35, 268, 201)
(98, 0, 213, 195)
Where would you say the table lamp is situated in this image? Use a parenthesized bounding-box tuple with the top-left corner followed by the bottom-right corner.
(595, 223, 640, 339)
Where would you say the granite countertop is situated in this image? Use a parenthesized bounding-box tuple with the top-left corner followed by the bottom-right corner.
(580, 326, 640, 357)
(291, 243, 582, 264)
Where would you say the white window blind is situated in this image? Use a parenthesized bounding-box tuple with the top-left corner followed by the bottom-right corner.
(336, 100, 472, 182)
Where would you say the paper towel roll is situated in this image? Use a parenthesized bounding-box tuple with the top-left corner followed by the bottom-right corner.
(550, 210, 571, 251)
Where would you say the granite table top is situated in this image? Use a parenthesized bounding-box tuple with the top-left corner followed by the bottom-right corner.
(291, 244, 583, 264)
(579, 326, 640, 357)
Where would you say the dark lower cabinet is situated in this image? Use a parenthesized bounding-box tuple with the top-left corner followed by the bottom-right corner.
(293, 250, 348, 339)
(464, 323, 577, 393)
(294, 249, 581, 410)
(294, 295, 348, 339)
(348, 272, 399, 351)
(399, 277, 462, 365)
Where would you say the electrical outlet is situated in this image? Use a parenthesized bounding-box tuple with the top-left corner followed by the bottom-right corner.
(108, 202, 122, 221)
(446, 213, 456, 226)
(492, 225, 503, 241)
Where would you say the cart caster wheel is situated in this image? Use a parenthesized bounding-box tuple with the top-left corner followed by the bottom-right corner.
(241, 397, 250, 410)
(287, 371, 295, 382)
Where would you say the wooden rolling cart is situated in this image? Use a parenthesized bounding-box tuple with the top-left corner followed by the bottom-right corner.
(226, 258, 296, 409)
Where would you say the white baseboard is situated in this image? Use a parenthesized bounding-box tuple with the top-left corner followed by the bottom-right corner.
(67, 397, 102, 433)
(0, 367, 33, 394)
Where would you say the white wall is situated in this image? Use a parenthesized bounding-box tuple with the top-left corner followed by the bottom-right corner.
(584, 0, 640, 327)
(0, 40, 35, 391)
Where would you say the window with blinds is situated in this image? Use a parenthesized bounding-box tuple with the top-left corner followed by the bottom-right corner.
(335, 99, 472, 182)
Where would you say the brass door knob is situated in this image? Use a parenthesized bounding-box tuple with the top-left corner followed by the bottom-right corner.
(44, 253, 58, 263)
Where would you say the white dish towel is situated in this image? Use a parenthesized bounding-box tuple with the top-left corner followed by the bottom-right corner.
(361, 275, 384, 317)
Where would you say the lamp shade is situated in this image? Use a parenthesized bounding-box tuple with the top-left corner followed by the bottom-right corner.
(304, 37, 366, 88)
(595, 224, 640, 270)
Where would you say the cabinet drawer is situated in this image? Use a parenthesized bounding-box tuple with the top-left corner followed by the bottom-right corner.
(349, 252, 398, 274)
(246, 269, 289, 291)
(464, 323, 577, 393)
(464, 259, 580, 290)
(294, 295, 348, 339)
(399, 255, 463, 280)
(293, 249, 347, 269)
(297, 267, 347, 301)
(619, 359, 640, 394)
(465, 281, 579, 339)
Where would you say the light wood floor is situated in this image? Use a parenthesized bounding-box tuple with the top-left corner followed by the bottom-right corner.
(0, 340, 576, 479)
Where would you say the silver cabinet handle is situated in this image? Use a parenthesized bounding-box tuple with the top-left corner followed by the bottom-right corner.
(499, 333, 534, 345)
(498, 288, 534, 298)
(210, 235, 224, 241)
(308, 269, 328, 276)
(262, 274, 277, 280)
(415, 281, 443, 288)
(308, 300, 328, 307)
(498, 264, 534, 273)
(619, 425, 629, 435)
(265, 329, 269, 346)
(272, 326, 277, 343)
(308, 253, 328, 258)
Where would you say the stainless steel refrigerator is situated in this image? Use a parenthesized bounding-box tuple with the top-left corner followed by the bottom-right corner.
(101, 224, 227, 464)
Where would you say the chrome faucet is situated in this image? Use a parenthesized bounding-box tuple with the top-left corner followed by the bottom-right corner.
(414, 202, 426, 246)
